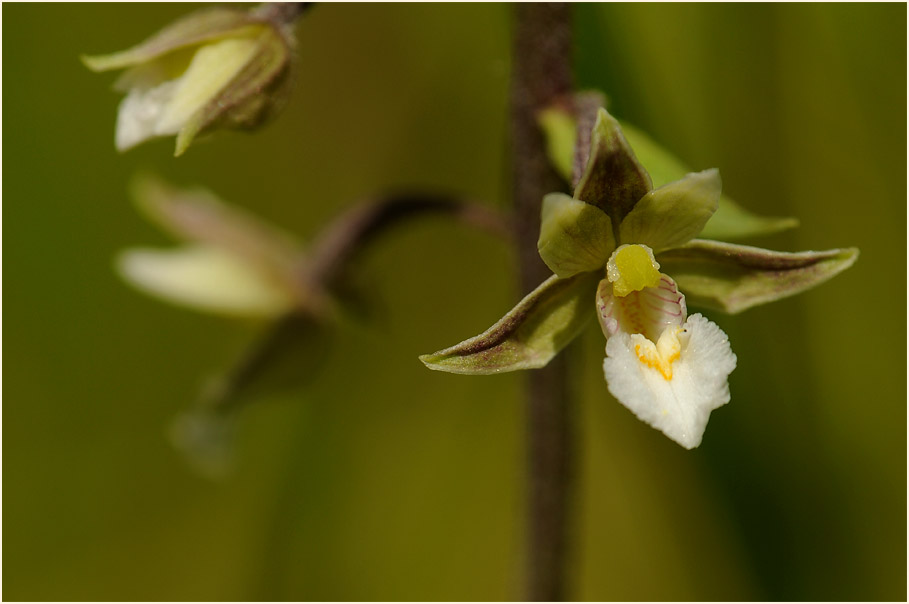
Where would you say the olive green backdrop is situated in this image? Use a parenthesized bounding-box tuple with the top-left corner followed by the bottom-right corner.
(4, 3, 905, 601)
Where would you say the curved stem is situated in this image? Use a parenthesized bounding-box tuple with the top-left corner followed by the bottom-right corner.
(510, 4, 576, 601)
(197, 194, 509, 417)
(304, 193, 510, 293)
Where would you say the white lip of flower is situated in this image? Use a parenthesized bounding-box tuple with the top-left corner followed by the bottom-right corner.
(598, 244, 737, 449)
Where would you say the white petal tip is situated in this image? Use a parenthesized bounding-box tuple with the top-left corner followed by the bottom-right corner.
(603, 314, 736, 449)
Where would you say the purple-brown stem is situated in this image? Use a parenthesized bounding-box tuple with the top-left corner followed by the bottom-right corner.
(510, 4, 575, 601)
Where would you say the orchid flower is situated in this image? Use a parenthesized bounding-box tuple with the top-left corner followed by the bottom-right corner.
(421, 107, 857, 449)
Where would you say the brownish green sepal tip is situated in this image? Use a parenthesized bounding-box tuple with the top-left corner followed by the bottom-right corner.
(574, 108, 653, 222)
(657, 240, 859, 314)
(419, 273, 600, 374)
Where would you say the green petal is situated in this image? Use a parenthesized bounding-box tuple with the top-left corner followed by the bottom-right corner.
(81, 8, 257, 72)
(538, 192, 615, 278)
(575, 108, 652, 222)
(420, 272, 599, 375)
(656, 239, 859, 314)
(619, 169, 721, 251)
(619, 120, 798, 240)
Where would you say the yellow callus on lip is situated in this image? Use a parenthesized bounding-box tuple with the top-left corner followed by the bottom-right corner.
(606, 244, 661, 297)
(631, 326, 682, 380)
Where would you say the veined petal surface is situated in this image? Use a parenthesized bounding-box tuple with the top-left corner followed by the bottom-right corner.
(596, 274, 686, 342)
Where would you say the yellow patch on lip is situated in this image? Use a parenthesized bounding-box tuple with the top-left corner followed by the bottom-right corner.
(608, 244, 661, 297)
(632, 326, 683, 380)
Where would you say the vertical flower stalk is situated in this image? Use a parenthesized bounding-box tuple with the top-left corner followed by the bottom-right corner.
(510, 3, 574, 601)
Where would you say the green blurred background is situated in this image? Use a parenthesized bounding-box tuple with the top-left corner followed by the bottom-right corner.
(4, 3, 905, 601)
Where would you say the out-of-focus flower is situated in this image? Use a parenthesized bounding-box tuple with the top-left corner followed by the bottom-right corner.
(118, 174, 509, 475)
(118, 174, 308, 317)
(421, 107, 858, 449)
(82, 6, 296, 155)
(117, 174, 320, 477)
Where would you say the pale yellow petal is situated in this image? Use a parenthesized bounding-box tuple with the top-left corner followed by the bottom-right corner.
(117, 245, 294, 317)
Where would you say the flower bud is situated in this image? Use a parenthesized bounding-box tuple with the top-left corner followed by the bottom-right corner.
(82, 7, 296, 156)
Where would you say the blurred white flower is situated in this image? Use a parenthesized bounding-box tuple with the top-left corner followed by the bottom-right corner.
(83, 7, 295, 155)
(117, 175, 307, 317)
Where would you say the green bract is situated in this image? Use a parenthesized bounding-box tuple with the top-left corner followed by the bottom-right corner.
(82, 7, 295, 156)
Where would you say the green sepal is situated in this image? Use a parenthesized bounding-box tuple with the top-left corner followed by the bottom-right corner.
(619, 121, 798, 240)
(619, 169, 721, 251)
(420, 272, 599, 375)
(81, 7, 258, 72)
(656, 239, 858, 313)
(538, 192, 615, 278)
(574, 108, 652, 221)
(537, 106, 577, 183)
